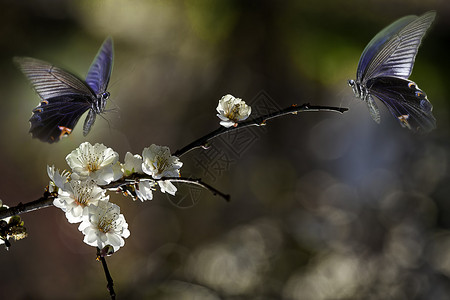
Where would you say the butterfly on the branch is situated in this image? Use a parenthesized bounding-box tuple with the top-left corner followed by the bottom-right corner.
(348, 11, 436, 132)
(15, 37, 114, 143)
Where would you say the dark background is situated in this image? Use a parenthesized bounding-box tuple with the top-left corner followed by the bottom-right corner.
(1, 0, 450, 299)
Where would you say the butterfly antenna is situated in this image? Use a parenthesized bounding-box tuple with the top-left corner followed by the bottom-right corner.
(103, 98, 120, 116)
(97, 112, 116, 134)
(107, 56, 139, 90)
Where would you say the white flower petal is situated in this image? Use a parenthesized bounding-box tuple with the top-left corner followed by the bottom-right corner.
(47, 165, 70, 190)
(135, 180, 155, 202)
(105, 233, 123, 248)
(158, 180, 177, 195)
(85, 230, 99, 244)
(122, 152, 143, 176)
(219, 120, 236, 128)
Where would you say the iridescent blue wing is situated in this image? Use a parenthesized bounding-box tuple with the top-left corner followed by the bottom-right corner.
(14, 57, 96, 143)
(357, 11, 436, 82)
(29, 95, 92, 143)
(367, 76, 436, 132)
(85, 37, 113, 95)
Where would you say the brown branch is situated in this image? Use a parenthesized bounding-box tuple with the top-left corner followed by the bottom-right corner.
(162, 177, 230, 201)
(0, 103, 346, 220)
(0, 175, 229, 220)
(173, 103, 348, 157)
(97, 247, 116, 300)
(102, 175, 230, 202)
(0, 191, 55, 220)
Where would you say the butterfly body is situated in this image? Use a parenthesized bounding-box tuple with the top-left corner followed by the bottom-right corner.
(349, 11, 436, 132)
(15, 37, 113, 143)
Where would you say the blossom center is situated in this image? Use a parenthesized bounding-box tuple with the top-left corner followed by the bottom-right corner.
(225, 104, 243, 121)
(97, 210, 119, 233)
(156, 155, 170, 175)
(78, 149, 104, 172)
(73, 184, 93, 207)
(87, 161, 100, 172)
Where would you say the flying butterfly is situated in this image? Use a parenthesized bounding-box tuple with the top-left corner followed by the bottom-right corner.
(15, 37, 114, 143)
(348, 11, 436, 132)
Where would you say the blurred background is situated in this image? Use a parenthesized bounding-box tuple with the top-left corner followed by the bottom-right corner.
(0, 0, 449, 299)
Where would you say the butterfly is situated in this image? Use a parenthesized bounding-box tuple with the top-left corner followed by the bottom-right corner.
(15, 37, 114, 143)
(348, 11, 436, 132)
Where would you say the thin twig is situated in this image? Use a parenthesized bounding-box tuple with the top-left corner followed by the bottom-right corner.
(97, 248, 116, 300)
(102, 175, 230, 202)
(162, 177, 230, 201)
(173, 103, 348, 157)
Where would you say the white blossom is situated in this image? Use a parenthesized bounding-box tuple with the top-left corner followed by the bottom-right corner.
(216, 94, 251, 127)
(78, 201, 130, 252)
(47, 165, 70, 192)
(110, 162, 124, 182)
(157, 180, 177, 195)
(142, 144, 182, 179)
(142, 144, 182, 195)
(66, 142, 121, 185)
(53, 179, 108, 223)
(135, 180, 155, 201)
(122, 152, 144, 176)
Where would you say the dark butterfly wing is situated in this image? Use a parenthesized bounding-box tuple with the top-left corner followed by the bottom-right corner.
(14, 57, 97, 143)
(14, 57, 95, 100)
(85, 37, 114, 95)
(367, 76, 436, 132)
(29, 95, 92, 143)
(357, 11, 436, 82)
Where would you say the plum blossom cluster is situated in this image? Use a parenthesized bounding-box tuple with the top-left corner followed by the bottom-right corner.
(48, 142, 183, 253)
(216, 94, 252, 127)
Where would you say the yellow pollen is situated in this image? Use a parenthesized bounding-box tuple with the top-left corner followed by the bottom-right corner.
(225, 105, 241, 121)
(98, 212, 118, 233)
(73, 185, 93, 207)
(87, 161, 100, 172)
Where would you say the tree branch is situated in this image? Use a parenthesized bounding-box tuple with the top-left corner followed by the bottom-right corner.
(163, 177, 230, 202)
(173, 103, 348, 157)
(102, 175, 230, 202)
(97, 247, 116, 300)
(0, 104, 346, 221)
(0, 176, 229, 220)
(0, 192, 55, 220)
